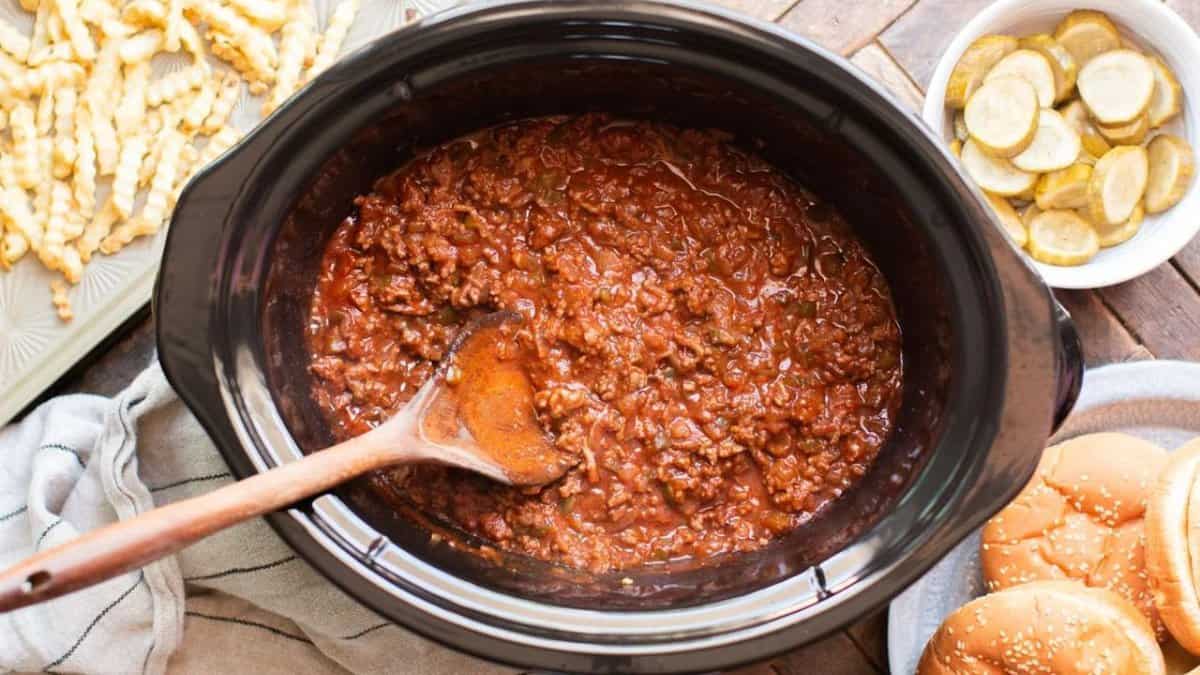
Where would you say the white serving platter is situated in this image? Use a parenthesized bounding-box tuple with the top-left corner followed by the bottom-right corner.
(0, 0, 455, 425)
(888, 360, 1200, 675)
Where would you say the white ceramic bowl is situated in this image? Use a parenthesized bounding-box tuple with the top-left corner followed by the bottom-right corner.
(923, 0, 1200, 289)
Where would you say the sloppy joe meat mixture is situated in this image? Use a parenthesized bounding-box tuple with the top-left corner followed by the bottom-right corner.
(307, 114, 903, 572)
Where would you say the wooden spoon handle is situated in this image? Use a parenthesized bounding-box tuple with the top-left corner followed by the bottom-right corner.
(0, 435, 396, 613)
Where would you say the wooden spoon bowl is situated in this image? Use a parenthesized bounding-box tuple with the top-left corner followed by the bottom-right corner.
(0, 311, 576, 612)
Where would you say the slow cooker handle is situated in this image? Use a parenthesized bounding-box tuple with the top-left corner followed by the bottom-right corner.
(1052, 300, 1083, 431)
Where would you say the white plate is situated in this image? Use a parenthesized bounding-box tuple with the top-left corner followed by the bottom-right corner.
(922, 0, 1200, 289)
(887, 359, 1200, 675)
(0, 0, 456, 425)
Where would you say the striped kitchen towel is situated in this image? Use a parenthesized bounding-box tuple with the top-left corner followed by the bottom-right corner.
(0, 362, 512, 675)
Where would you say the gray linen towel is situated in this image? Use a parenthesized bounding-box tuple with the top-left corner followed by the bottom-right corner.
(0, 362, 512, 675)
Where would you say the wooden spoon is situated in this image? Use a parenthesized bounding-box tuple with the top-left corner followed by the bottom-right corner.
(0, 311, 575, 612)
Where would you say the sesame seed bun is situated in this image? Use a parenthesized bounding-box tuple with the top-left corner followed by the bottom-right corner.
(917, 581, 1166, 675)
(1146, 439, 1200, 654)
(981, 432, 1168, 637)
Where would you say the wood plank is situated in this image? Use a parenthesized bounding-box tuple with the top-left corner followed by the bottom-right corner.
(849, 43, 925, 113)
(1056, 290, 1151, 366)
(778, 0, 917, 56)
(879, 0, 994, 88)
(766, 631, 881, 674)
(1173, 239, 1200, 292)
(703, 0, 799, 22)
(1097, 264, 1200, 361)
(846, 611, 888, 673)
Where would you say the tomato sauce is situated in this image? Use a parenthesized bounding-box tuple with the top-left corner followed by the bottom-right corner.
(307, 114, 903, 572)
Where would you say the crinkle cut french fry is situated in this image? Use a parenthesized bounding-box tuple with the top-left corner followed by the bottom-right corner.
(99, 18, 130, 39)
(36, 87, 54, 135)
(192, 125, 240, 174)
(139, 108, 172, 186)
(202, 71, 240, 133)
(183, 78, 216, 131)
(64, 208, 85, 241)
(147, 64, 205, 107)
(60, 246, 81, 283)
(177, 19, 204, 61)
(189, 1, 276, 75)
(47, 9, 64, 44)
(0, 108, 7, 132)
(0, 49, 22, 82)
(28, 2, 49, 64)
(306, 0, 358, 82)
(56, 0, 96, 61)
(163, 0, 185, 51)
(50, 279, 73, 320)
(207, 31, 269, 89)
(73, 105, 95, 217)
(136, 128, 185, 231)
(0, 17, 31, 62)
(11, 104, 41, 190)
(38, 180, 71, 269)
(3, 232, 29, 265)
(77, 198, 118, 261)
(86, 38, 121, 102)
(104, 132, 184, 252)
(120, 30, 162, 64)
(19, 0, 38, 14)
(265, 4, 314, 115)
(53, 87, 77, 177)
(115, 62, 150, 137)
(164, 144, 199, 211)
(100, 216, 157, 254)
(91, 100, 119, 176)
(123, 0, 166, 28)
(228, 0, 286, 32)
(0, 187, 42, 250)
(111, 134, 148, 218)
(79, 0, 118, 28)
(0, 149, 16, 186)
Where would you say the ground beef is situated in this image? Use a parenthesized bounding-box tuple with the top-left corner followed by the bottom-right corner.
(307, 113, 903, 572)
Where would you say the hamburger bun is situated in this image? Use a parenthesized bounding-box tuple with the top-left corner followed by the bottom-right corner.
(917, 580, 1165, 674)
(1147, 440, 1200, 654)
(981, 432, 1168, 636)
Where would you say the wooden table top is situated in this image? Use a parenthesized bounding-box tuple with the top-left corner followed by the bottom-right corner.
(47, 1, 1200, 673)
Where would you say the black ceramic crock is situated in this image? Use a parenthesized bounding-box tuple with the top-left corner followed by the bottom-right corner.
(155, 1, 1084, 671)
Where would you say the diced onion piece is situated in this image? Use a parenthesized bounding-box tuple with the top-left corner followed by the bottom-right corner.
(1087, 145, 1149, 226)
(1028, 209, 1100, 266)
(965, 76, 1039, 158)
(1078, 49, 1155, 125)
(1145, 134, 1195, 214)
